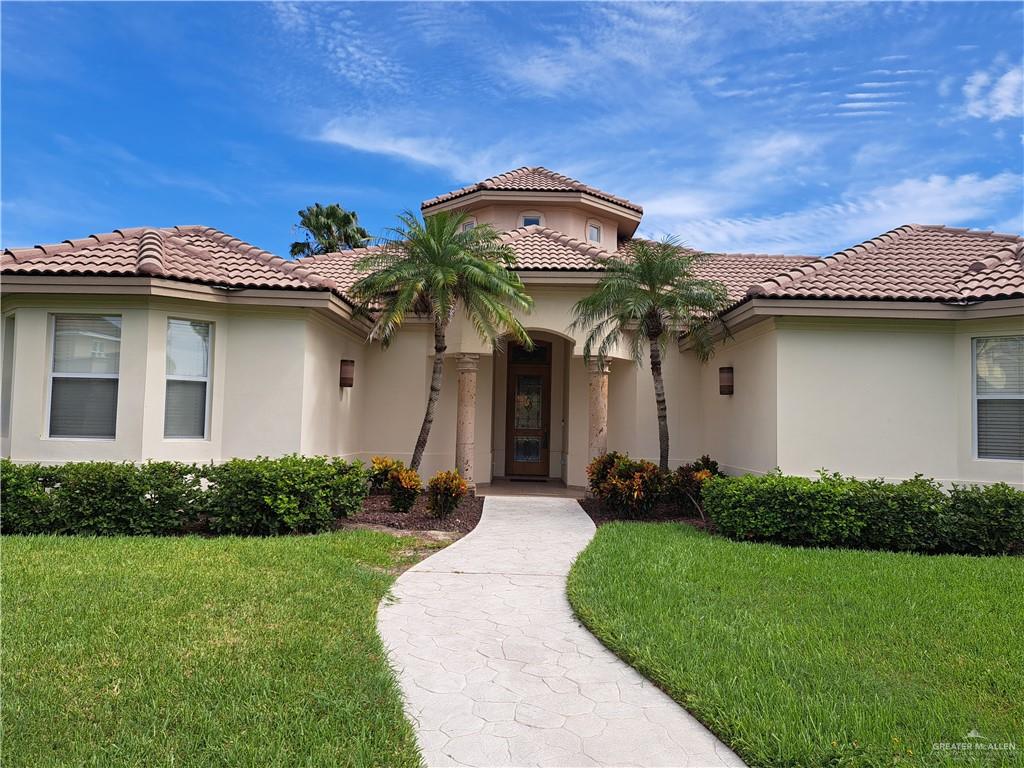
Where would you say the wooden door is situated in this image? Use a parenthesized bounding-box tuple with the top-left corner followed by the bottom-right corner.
(505, 342, 551, 477)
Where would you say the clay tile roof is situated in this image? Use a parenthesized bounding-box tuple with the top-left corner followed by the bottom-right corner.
(748, 224, 1024, 303)
(613, 238, 817, 307)
(502, 225, 614, 269)
(294, 244, 387, 296)
(421, 166, 643, 214)
(1, 225, 344, 297)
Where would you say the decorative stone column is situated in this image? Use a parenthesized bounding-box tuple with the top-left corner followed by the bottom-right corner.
(455, 354, 480, 489)
(588, 358, 610, 461)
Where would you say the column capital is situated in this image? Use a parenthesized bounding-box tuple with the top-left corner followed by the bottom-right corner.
(587, 357, 611, 375)
(456, 353, 480, 372)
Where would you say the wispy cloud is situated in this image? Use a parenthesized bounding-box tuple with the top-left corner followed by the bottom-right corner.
(270, 2, 407, 92)
(317, 118, 527, 182)
(963, 64, 1023, 121)
(53, 135, 233, 203)
(642, 172, 1020, 254)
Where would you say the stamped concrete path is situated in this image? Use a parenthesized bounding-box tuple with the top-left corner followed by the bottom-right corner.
(377, 495, 746, 768)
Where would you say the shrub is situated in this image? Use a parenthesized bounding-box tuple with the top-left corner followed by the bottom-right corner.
(704, 471, 1024, 555)
(50, 462, 148, 535)
(854, 475, 946, 552)
(369, 456, 404, 493)
(327, 458, 371, 519)
(597, 456, 664, 519)
(666, 463, 716, 519)
(0, 459, 60, 534)
(943, 483, 1024, 555)
(388, 467, 421, 514)
(691, 454, 723, 477)
(586, 452, 625, 496)
(427, 470, 468, 519)
(205, 455, 369, 535)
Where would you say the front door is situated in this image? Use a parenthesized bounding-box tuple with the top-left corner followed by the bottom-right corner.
(505, 341, 551, 477)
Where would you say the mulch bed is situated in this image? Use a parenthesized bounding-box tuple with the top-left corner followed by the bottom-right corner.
(578, 496, 712, 531)
(342, 492, 484, 535)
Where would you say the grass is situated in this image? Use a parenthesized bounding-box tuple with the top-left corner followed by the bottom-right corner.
(2, 531, 433, 768)
(567, 522, 1024, 768)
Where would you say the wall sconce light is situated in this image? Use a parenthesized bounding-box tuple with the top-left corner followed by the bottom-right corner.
(719, 366, 734, 395)
(339, 359, 355, 388)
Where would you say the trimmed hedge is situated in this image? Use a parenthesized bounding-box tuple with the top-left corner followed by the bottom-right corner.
(1, 456, 369, 536)
(704, 471, 1024, 555)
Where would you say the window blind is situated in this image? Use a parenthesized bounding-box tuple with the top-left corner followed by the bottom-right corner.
(164, 319, 211, 438)
(975, 336, 1024, 460)
(49, 314, 121, 439)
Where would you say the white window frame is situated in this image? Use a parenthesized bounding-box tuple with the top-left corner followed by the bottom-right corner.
(164, 318, 213, 441)
(46, 313, 121, 441)
(520, 211, 545, 228)
(972, 335, 1024, 462)
(587, 220, 602, 243)
(461, 218, 477, 233)
(1, 312, 15, 439)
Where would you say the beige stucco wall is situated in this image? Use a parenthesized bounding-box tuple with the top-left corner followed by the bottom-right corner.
(4, 290, 1019, 490)
(692, 321, 780, 475)
(466, 203, 618, 247)
(3, 296, 315, 464)
(607, 339, 706, 469)
(774, 316, 1024, 487)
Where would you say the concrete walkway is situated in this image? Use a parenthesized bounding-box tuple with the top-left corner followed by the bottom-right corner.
(377, 495, 745, 768)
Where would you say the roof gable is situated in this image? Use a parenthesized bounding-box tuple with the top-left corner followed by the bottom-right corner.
(421, 167, 643, 214)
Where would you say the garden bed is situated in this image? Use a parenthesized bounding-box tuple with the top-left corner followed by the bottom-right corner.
(345, 492, 484, 535)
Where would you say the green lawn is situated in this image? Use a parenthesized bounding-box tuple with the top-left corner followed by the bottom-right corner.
(567, 522, 1024, 768)
(3, 532, 428, 768)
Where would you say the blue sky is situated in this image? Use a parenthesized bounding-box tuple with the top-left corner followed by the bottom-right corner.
(2, 1, 1022, 257)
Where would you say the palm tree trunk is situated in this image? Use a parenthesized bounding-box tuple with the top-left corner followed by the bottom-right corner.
(410, 322, 447, 471)
(648, 337, 670, 471)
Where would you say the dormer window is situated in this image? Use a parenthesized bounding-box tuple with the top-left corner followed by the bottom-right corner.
(587, 222, 602, 243)
(520, 211, 544, 227)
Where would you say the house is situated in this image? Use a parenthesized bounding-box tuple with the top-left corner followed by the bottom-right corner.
(2, 167, 1022, 489)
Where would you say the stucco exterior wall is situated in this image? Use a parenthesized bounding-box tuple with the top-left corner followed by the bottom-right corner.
(774, 316, 1024, 487)
(4, 291, 1019, 489)
(1, 296, 310, 464)
(298, 316, 366, 460)
(467, 203, 618, 246)
(608, 341, 706, 469)
(695, 321, 780, 476)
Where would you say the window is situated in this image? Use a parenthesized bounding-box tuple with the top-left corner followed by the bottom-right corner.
(974, 335, 1024, 460)
(1, 314, 14, 438)
(587, 222, 602, 243)
(165, 319, 212, 439)
(461, 219, 476, 233)
(49, 314, 121, 438)
(520, 211, 544, 227)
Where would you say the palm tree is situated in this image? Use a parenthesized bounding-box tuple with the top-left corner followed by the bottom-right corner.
(290, 203, 371, 257)
(570, 238, 730, 471)
(352, 210, 534, 471)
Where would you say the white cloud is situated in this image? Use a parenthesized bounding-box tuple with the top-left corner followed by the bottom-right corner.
(641, 172, 1020, 254)
(270, 2, 407, 92)
(963, 65, 1024, 121)
(318, 118, 526, 182)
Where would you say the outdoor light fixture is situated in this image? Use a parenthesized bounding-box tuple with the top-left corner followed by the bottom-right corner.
(339, 359, 355, 388)
(719, 366, 734, 395)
